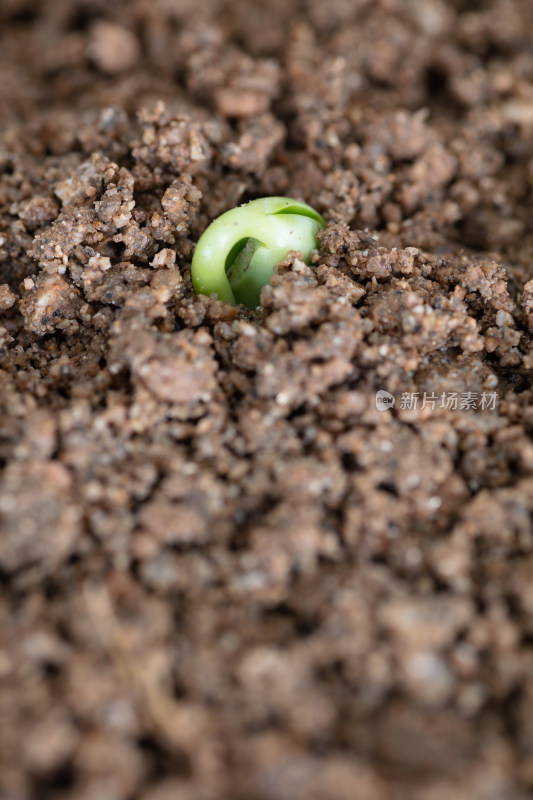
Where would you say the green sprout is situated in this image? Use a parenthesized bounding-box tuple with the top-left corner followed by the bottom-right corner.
(191, 196, 325, 309)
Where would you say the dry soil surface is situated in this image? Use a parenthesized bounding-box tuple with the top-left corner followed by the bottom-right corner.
(1, 1, 533, 799)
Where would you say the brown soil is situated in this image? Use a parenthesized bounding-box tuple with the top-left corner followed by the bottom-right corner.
(1, 1, 532, 799)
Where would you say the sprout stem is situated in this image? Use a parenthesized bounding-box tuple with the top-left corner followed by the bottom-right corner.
(191, 197, 325, 309)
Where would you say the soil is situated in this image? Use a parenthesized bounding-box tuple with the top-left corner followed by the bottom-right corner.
(0, 1, 533, 799)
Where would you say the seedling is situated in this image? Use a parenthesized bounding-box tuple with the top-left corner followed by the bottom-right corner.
(191, 196, 325, 309)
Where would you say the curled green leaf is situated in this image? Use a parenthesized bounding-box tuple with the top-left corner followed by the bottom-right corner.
(191, 196, 325, 309)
